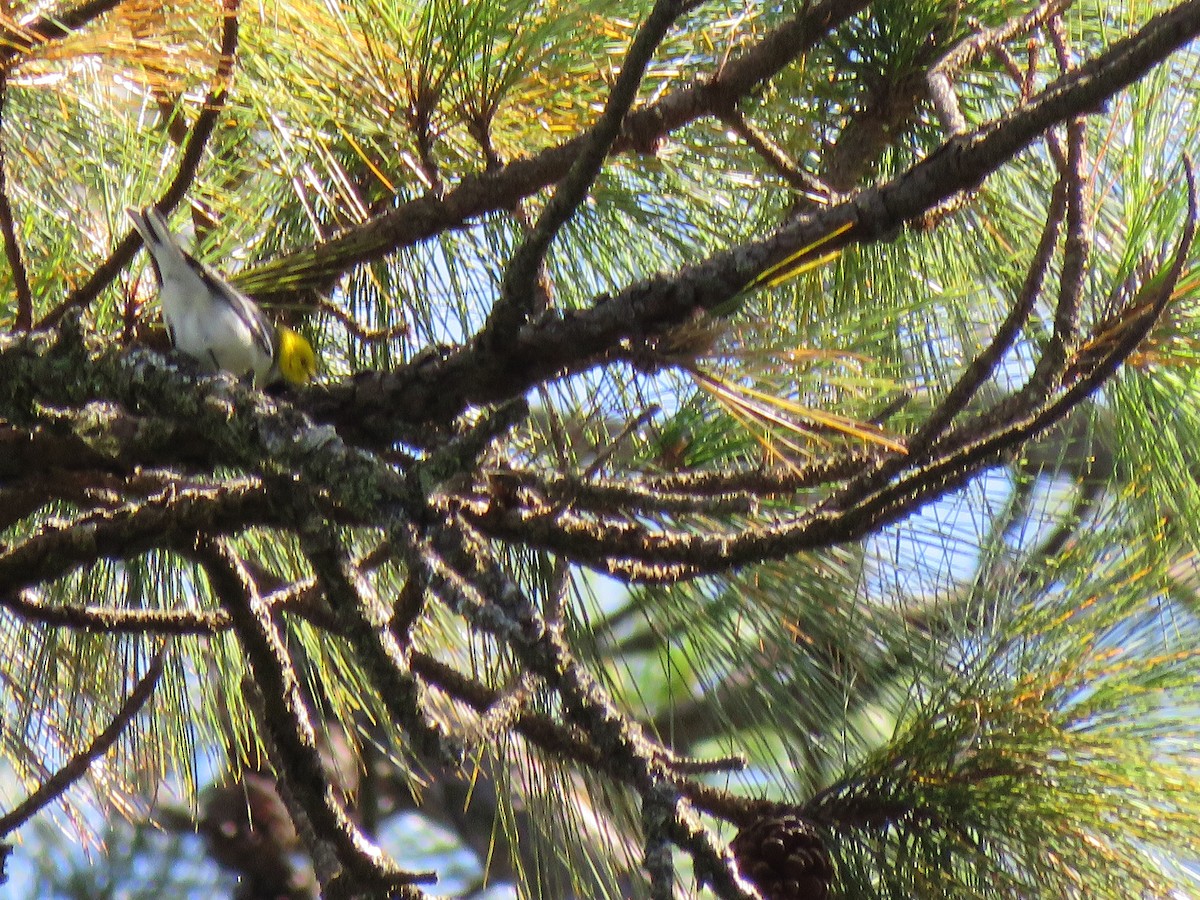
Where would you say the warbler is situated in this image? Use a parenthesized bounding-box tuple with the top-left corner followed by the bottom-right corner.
(127, 207, 317, 386)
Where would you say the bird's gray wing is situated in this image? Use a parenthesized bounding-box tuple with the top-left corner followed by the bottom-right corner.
(188, 257, 277, 359)
(127, 206, 276, 359)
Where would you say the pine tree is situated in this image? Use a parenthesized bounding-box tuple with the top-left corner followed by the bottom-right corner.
(2, 1, 1200, 898)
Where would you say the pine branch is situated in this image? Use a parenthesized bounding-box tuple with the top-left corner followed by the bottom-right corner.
(904, 173, 1069, 452)
(194, 537, 431, 899)
(297, 526, 463, 768)
(0, 479, 272, 599)
(39, 0, 244, 326)
(413, 519, 755, 899)
(828, 127, 1084, 508)
(0, 0, 125, 66)
(0, 74, 32, 331)
(0, 646, 165, 837)
(2, 590, 227, 634)
(235, 0, 871, 303)
(487, 0, 696, 338)
(928, 0, 1076, 135)
(300, 1, 1200, 436)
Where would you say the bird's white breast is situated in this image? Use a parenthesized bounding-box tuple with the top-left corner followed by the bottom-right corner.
(160, 278, 273, 383)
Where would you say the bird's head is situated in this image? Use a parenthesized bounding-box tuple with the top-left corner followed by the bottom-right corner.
(276, 326, 318, 385)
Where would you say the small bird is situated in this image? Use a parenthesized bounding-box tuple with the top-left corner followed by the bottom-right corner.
(127, 207, 317, 386)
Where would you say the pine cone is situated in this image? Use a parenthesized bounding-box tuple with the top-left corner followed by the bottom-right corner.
(730, 814, 833, 900)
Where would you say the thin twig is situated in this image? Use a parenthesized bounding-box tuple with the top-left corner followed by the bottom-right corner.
(660, 752, 747, 776)
(0, 646, 166, 836)
(1049, 119, 1090, 360)
(298, 525, 462, 767)
(452, 468, 760, 517)
(389, 564, 429, 648)
(990, 116, 1089, 405)
(317, 295, 408, 342)
(0, 480, 272, 600)
(39, 0, 243, 327)
(487, 0, 695, 338)
(1024, 35, 1043, 100)
(833, 166, 1071, 507)
(642, 451, 877, 494)
(717, 106, 830, 199)
(0, 73, 32, 331)
(473, 671, 541, 743)
(1, 578, 323, 635)
(415, 521, 756, 899)
(831, 165, 1195, 543)
(1, 590, 228, 634)
(935, 0, 1075, 78)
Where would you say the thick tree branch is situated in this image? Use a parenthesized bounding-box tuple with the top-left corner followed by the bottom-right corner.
(195, 537, 430, 899)
(0, 479, 271, 599)
(464, 171, 1191, 582)
(0, 323, 417, 527)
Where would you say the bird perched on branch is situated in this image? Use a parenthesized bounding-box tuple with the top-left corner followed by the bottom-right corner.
(127, 207, 317, 386)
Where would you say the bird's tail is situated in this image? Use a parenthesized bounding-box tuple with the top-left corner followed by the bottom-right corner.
(126, 207, 190, 272)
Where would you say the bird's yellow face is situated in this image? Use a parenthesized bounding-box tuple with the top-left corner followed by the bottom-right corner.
(276, 326, 318, 385)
